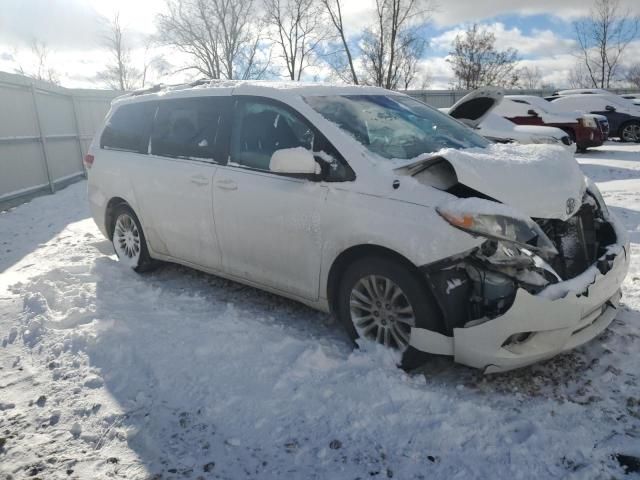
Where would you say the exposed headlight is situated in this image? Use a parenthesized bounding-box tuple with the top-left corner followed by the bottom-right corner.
(582, 116, 597, 128)
(530, 135, 561, 145)
(437, 198, 558, 256)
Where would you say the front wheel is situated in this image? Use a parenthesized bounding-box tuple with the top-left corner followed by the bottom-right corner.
(111, 205, 155, 272)
(620, 122, 640, 143)
(336, 257, 441, 355)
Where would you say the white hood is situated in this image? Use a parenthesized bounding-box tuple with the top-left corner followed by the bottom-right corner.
(397, 144, 586, 221)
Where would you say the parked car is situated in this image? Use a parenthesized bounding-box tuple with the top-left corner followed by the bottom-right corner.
(492, 95, 605, 152)
(86, 81, 629, 373)
(442, 88, 574, 152)
(553, 88, 640, 110)
(476, 112, 575, 151)
(549, 93, 640, 142)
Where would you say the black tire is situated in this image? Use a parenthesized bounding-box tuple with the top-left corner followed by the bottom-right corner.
(110, 204, 156, 273)
(619, 121, 640, 143)
(335, 256, 442, 368)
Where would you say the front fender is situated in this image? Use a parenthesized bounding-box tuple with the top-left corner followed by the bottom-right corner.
(318, 189, 483, 300)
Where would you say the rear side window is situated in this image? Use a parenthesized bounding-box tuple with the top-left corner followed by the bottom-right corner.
(151, 97, 231, 163)
(100, 102, 155, 153)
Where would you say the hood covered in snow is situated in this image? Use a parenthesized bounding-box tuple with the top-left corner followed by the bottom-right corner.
(396, 144, 586, 221)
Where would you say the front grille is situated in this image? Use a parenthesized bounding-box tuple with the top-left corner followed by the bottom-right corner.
(535, 202, 601, 279)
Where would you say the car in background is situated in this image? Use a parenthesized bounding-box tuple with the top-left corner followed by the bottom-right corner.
(553, 88, 640, 108)
(442, 89, 574, 152)
(476, 113, 574, 151)
(493, 95, 605, 152)
(548, 93, 640, 142)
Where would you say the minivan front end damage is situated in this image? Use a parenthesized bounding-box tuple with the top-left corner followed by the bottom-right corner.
(412, 190, 630, 373)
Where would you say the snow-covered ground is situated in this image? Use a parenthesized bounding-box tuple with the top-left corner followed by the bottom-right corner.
(1, 143, 639, 480)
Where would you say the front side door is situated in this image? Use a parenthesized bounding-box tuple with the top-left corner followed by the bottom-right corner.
(133, 95, 232, 270)
(213, 97, 330, 300)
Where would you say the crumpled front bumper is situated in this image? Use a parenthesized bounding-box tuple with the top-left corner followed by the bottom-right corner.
(410, 216, 630, 373)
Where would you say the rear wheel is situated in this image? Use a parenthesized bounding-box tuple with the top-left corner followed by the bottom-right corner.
(620, 121, 640, 143)
(111, 205, 155, 273)
(336, 257, 441, 363)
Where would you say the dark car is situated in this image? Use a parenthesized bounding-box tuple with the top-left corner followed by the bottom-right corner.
(547, 94, 640, 143)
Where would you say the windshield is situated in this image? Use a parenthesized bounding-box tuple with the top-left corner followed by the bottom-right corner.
(304, 95, 489, 160)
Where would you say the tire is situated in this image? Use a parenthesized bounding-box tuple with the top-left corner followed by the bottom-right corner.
(110, 204, 156, 273)
(335, 256, 442, 366)
(620, 121, 640, 143)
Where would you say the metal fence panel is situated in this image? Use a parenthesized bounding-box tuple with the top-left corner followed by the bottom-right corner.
(0, 71, 119, 203)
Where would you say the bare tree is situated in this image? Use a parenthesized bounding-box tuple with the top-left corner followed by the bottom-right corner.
(447, 23, 519, 89)
(263, 0, 328, 81)
(15, 40, 60, 85)
(568, 62, 594, 88)
(626, 63, 640, 88)
(321, 0, 358, 84)
(574, 0, 639, 88)
(157, 0, 268, 80)
(359, 0, 434, 90)
(518, 65, 542, 89)
(97, 13, 142, 91)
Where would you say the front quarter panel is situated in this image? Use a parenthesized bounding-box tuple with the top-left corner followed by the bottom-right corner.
(319, 187, 484, 300)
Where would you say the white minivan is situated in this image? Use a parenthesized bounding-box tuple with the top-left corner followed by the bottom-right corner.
(86, 81, 629, 373)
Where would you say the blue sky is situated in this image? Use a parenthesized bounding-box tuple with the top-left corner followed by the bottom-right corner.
(0, 0, 639, 89)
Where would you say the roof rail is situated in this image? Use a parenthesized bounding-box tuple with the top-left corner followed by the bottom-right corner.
(128, 84, 166, 97)
(189, 78, 213, 87)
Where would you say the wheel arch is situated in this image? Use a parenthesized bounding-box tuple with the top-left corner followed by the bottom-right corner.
(105, 197, 131, 238)
(617, 118, 640, 139)
(326, 244, 423, 315)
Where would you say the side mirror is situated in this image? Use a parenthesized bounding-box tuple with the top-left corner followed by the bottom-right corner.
(527, 109, 538, 116)
(269, 147, 321, 175)
(605, 105, 616, 112)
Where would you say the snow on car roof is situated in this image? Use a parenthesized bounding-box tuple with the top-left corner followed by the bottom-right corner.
(112, 80, 394, 105)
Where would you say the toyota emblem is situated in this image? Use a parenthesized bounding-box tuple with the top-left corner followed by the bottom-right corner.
(566, 198, 576, 215)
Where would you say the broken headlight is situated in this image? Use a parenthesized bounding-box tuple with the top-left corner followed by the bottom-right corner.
(437, 198, 558, 256)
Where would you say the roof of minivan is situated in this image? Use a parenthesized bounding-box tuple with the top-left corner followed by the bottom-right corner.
(111, 80, 394, 105)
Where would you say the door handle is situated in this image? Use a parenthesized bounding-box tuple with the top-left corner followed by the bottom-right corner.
(190, 174, 209, 186)
(215, 179, 237, 191)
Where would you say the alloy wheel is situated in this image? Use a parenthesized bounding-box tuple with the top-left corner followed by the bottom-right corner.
(113, 213, 142, 267)
(349, 275, 416, 351)
(621, 124, 640, 142)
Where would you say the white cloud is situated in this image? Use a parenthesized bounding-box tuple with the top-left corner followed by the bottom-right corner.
(431, 22, 576, 57)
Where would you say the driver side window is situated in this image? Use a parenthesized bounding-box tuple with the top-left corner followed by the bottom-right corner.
(231, 99, 314, 171)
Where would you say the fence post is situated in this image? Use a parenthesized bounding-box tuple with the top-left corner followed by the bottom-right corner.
(30, 83, 54, 193)
(70, 95, 87, 178)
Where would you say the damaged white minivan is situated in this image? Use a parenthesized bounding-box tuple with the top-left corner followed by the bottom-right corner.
(87, 81, 629, 373)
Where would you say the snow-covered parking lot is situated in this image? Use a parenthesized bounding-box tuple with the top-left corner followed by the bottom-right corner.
(1, 143, 640, 479)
